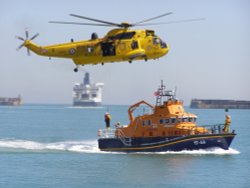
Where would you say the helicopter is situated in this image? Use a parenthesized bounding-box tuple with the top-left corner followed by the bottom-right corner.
(16, 13, 202, 72)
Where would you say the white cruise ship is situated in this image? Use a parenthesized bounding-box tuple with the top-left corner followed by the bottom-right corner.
(73, 72, 104, 106)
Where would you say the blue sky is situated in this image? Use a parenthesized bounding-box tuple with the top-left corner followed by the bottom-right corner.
(0, 0, 249, 105)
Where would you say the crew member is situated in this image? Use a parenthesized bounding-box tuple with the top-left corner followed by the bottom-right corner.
(223, 113, 231, 133)
(104, 112, 112, 129)
(114, 121, 121, 128)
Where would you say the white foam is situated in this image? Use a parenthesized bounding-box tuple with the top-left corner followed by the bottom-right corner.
(0, 139, 240, 155)
(151, 147, 240, 155)
(0, 139, 102, 153)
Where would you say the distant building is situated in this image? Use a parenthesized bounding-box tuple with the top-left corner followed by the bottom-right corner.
(0, 95, 22, 106)
(72, 72, 104, 106)
(190, 99, 250, 109)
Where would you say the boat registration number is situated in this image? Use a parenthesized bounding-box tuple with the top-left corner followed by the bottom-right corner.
(193, 140, 206, 145)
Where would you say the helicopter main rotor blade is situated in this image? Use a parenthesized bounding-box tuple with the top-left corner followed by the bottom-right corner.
(49, 21, 112, 27)
(69, 14, 120, 27)
(136, 18, 205, 26)
(134, 12, 173, 25)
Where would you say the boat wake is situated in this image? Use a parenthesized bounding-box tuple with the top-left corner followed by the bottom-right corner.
(0, 138, 240, 155)
(0, 139, 101, 153)
(147, 148, 240, 155)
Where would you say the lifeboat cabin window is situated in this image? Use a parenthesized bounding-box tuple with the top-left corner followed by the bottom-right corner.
(177, 118, 182, 123)
(148, 120, 151, 126)
(165, 118, 170, 124)
(171, 118, 176, 124)
(188, 117, 197, 123)
(142, 120, 146, 126)
(183, 118, 188, 122)
(159, 119, 164, 124)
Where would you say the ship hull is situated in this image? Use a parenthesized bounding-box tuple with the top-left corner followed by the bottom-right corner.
(73, 101, 101, 107)
(0, 102, 20, 106)
(98, 133, 236, 152)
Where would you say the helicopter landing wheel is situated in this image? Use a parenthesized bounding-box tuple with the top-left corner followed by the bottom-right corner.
(74, 67, 78, 72)
(129, 60, 132, 64)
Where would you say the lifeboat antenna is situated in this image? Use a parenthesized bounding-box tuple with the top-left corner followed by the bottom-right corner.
(155, 80, 176, 106)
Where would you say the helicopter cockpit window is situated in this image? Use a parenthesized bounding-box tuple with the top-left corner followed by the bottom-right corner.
(153, 37, 160, 45)
(114, 32, 136, 40)
(146, 30, 155, 36)
(160, 40, 167, 48)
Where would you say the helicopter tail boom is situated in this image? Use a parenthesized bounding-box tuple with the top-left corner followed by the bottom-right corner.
(16, 30, 76, 58)
(23, 41, 45, 56)
(23, 40, 78, 59)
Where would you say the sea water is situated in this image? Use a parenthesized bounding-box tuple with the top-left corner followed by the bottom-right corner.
(0, 105, 249, 188)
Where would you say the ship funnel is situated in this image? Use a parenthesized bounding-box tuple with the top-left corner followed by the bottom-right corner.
(84, 72, 90, 85)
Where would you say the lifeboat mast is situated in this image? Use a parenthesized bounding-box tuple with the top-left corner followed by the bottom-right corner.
(155, 80, 176, 106)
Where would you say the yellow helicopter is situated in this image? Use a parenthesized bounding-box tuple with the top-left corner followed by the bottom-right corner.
(16, 13, 202, 72)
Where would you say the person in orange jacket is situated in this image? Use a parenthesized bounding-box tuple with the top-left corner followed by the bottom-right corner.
(104, 112, 112, 129)
(223, 109, 231, 133)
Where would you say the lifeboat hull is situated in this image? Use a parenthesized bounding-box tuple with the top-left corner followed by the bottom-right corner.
(98, 133, 236, 153)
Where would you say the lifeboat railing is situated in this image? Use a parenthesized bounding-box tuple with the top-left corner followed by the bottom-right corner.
(116, 117, 142, 146)
(200, 124, 232, 134)
(98, 123, 233, 142)
(98, 129, 116, 138)
(98, 128, 132, 146)
(116, 117, 141, 146)
(116, 129, 132, 146)
(180, 124, 233, 135)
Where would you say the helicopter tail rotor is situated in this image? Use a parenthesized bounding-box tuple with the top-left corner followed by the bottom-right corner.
(16, 29, 39, 56)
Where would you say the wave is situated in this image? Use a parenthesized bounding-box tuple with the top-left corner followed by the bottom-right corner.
(0, 138, 240, 155)
(66, 106, 104, 109)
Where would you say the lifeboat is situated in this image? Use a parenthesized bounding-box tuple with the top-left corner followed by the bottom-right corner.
(98, 81, 236, 152)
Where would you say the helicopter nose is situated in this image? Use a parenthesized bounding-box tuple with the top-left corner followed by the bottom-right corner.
(166, 46, 169, 53)
(163, 46, 169, 55)
(160, 43, 169, 57)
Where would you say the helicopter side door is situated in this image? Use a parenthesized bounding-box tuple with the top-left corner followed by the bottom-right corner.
(101, 42, 116, 56)
(102, 31, 137, 57)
